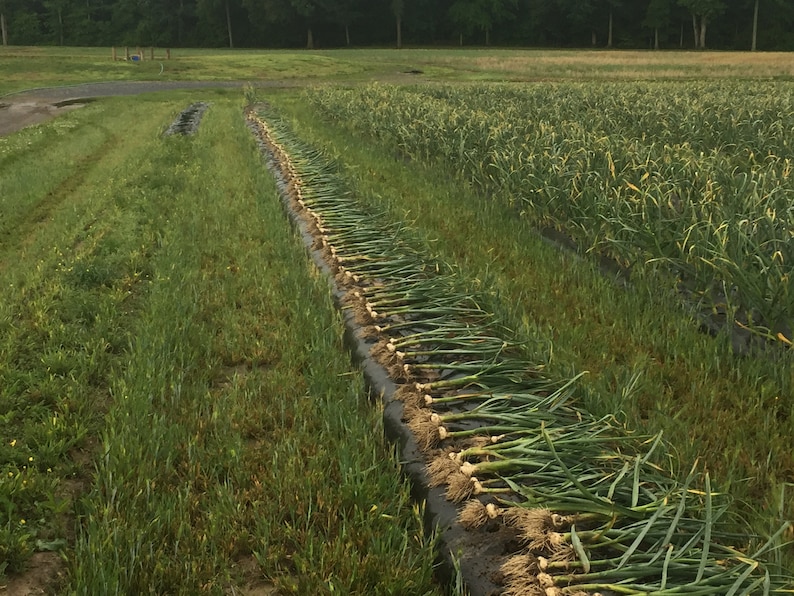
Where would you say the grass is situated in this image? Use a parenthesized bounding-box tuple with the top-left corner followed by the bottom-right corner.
(0, 47, 371, 96)
(266, 91, 794, 570)
(2, 46, 794, 591)
(0, 90, 441, 593)
(442, 49, 794, 81)
(3, 47, 794, 96)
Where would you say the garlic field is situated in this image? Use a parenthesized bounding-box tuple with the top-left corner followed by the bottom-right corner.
(250, 98, 793, 594)
(2, 51, 793, 594)
(259, 80, 794, 592)
(309, 82, 794, 349)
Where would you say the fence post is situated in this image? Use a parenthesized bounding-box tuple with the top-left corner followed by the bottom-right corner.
(125, 46, 130, 60)
(112, 46, 117, 61)
(166, 48, 171, 60)
(150, 47, 154, 60)
(137, 46, 142, 61)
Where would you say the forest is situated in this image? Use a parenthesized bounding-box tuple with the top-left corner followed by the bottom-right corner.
(0, 0, 792, 52)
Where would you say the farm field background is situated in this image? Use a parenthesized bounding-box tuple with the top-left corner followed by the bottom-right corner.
(1, 47, 793, 592)
(2, 46, 794, 96)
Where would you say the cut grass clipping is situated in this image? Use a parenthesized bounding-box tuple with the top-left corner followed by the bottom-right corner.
(247, 102, 794, 595)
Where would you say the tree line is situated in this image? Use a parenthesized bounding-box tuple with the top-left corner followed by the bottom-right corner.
(0, 0, 792, 52)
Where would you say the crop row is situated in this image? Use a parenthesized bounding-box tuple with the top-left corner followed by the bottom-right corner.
(249, 104, 793, 595)
(307, 82, 794, 348)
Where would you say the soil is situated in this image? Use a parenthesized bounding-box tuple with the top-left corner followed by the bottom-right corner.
(0, 552, 65, 595)
(0, 100, 87, 136)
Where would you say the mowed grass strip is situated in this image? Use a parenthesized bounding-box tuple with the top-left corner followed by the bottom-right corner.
(1, 93, 440, 594)
(69, 95, 440, 594)
(0, 95, 184, 579)
(269, 94, 794, 565)
(0, 103, 113, 247)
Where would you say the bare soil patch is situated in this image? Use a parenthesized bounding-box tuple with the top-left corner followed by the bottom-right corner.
(0, 100, 88, 137)
(227, 555, 280, 596)
(0, 552, 66, 595)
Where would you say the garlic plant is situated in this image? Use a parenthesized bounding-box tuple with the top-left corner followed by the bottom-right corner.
(247, 104, 793, 595)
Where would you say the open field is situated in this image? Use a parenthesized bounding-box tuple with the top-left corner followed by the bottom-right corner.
(0, 48, 793, 592)
(2, 46, 794, 96)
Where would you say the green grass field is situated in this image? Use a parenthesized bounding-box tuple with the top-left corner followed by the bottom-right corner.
(0, 87, 440, 593)
(1, 47, 792, 592)
(2, 46, 794, 96)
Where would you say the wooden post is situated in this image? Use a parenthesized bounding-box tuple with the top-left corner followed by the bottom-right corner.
(125, 47, 130, 60)
(112, 46, 117, 61)
(166, 48, 171, 60)
(150, 47, 154, 60)
(137, 46, 142, 60)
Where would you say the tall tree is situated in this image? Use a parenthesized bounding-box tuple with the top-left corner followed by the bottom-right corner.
(448, 0, 516, 45)
(290, 0, 327, 48)
(245, 0, 328, 48)
(0, 0, 8, 46)
(605, 0, 623, 47)
(107, 0, 136, 43)
(749, 0, 785, 51)
(749, 0, 792, 51)
(3, 0, 794, 50)
(391, 0, 403, 48)
(68, 0, 112, 45)
(197, 0, 236, 47)
(243, 0, 294, 46)
(557, 0, 599, 46)
(326, 0, 360, 45)
(0, 0, 22, 46)
(225, 0, 233, 46)
(751, 0, 758, 49)
(44, 0, 70, 45)
(177, 0, 189, 44)
(644, 0, 672, 49)
(678, 0, 725, 48)
(518, 0, 561, 46)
